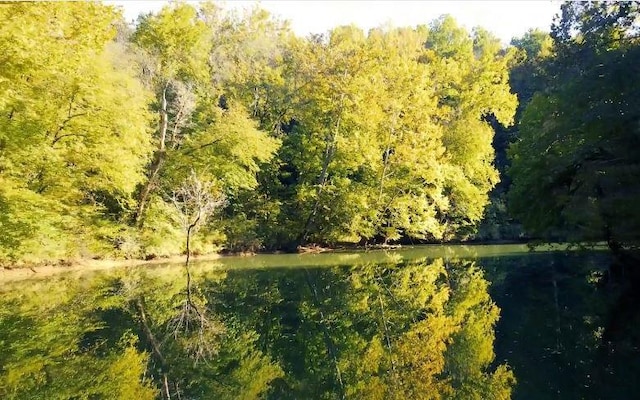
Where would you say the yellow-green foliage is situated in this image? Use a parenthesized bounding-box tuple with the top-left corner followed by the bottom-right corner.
(0, 2, 520, 262)
(341, 259, 515, 400)
(0, 277, 157, 399)
(234, 19, 516, 245)
(0, 2, 153, 262)
(0, 266, 283, 399)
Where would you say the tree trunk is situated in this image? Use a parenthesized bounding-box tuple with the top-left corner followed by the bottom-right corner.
(184, 213, 200, 305)
(133, 153, 164, 225)
(378, 115, 397, 204)
(299, 141, 335, 244)
(135, 297, 172, 399)
(134, 82, 170, 225)
(378, 292, 397, 373)
(304, 269, 346, 399)
(299, 93, 345, 244)
(163, 375, 172, 400)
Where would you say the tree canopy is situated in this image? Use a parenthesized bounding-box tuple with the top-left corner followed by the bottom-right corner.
(508, 1, 640, 250)
(0, 2, 523, 263)
(0, 2, 153, 262)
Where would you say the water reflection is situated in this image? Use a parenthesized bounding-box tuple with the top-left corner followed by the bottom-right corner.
(0, 258, 513, 399)
(486, 253, 640, 400)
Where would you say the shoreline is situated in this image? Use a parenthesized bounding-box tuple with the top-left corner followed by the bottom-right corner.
(1, 240, 586, 283)
(0, 253, 223, 283)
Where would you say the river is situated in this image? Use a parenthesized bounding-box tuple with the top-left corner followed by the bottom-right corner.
(1, 245, 636, 399)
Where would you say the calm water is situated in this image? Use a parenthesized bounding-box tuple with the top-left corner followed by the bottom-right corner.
(1, 245, 638, 399)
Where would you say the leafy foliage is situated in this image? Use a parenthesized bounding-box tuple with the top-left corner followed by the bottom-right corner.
(0, 277, 156, 399)
(1, 2, 520, 262)
(508, 2, 640, 249)
(0, 2, 153, 262)
(205, 257, 514, 399)
(228, 19, 516, 248)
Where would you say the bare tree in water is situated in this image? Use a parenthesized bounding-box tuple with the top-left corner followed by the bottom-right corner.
(136, 171, 226, 400)
(169, 170, 226, 361)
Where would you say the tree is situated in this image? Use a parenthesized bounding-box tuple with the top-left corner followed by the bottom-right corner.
(167, 171, 226, 376)
(171, 171, 226, 266)
(508, 2, 640, 251)
(424, 18, 517, 239)
(267, 19, 516, 247)
(131, 3, 212, 225)
(131, 4, 280, 257)
(0, 2, 153, 262)
(476, 28, 553, 241)
(0, 2, 527, 261)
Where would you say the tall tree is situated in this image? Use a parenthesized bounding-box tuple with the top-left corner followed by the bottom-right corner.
(131, 4, 280, 256)
(476, 28, 553, 240)
(266, 18, 516, 247)
(0, 2, 153, 262)
(424, 17, 517, 238)
(131, 3, 212, 224)
(508, 1, 640, 251)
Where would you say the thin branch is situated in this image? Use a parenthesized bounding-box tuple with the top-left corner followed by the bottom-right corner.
(180, 138, 223, 156)
(51, 131, 87, 147)
(165, 170, 227, 365)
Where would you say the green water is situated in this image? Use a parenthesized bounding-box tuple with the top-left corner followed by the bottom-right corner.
(1, 245, 637, 399)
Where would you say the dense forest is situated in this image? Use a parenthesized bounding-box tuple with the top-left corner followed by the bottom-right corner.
(1, 1, 638, 265)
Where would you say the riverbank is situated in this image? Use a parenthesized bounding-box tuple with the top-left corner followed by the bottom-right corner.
(0, 242, 500, 281)
(2, 240, 607, 284)
(0, 253, 224, 283)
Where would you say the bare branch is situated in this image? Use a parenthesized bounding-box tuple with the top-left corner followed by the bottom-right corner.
(170, 170, 227, 234)
(166, 170, 228, 365)
(51, 131, 88, 147)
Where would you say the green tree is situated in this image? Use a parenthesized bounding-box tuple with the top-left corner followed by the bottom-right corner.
(508, 2, 640, 251)
(131, 3, 212, 225)
(268, 18, 516, 247)
(424, 18, 517, 239)
(131, 4, 280, 256)
(0, 2, 153, 262)
(476, 28, 553, 241)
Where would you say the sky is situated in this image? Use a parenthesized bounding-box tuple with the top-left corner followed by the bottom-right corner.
(108, 0, 563, 44)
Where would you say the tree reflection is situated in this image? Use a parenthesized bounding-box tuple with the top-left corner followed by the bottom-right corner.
(0, 278, 157, 399)
(209, 258, 514, 399)
(0, 258, 513, 399)
(328, 259, 514, 400)
(0, 268, 282, 400)
(99, 268, 282, 400)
